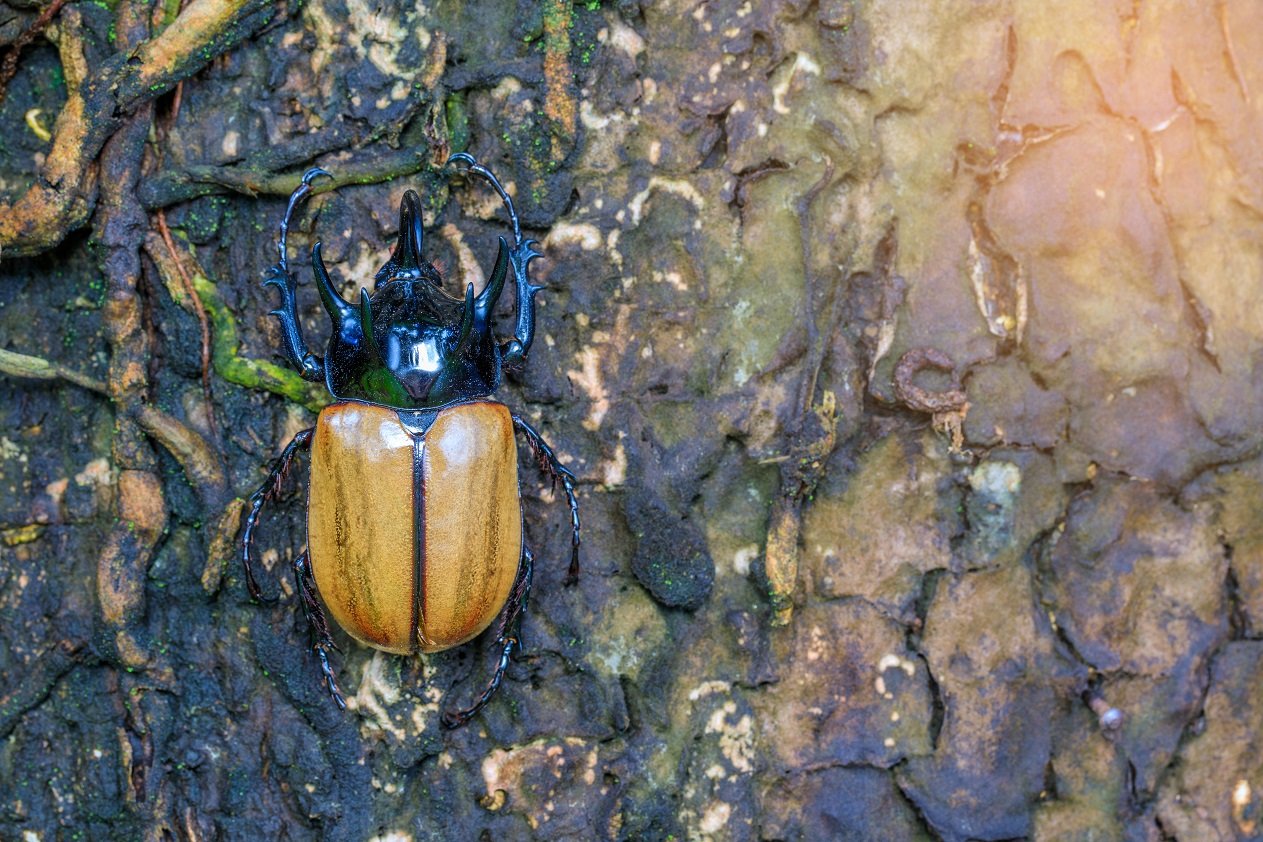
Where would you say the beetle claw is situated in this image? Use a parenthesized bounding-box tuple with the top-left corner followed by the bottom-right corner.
(244, 570, 279, 605)
(520, 242, 543, 264)
(300, 167, 332, 187)
(315, 646, 346, 709)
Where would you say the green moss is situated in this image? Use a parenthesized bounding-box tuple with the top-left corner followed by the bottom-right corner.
(444, 93, 469, 154)
(163, 0, 182, 27)
(190, 274, 329, 412)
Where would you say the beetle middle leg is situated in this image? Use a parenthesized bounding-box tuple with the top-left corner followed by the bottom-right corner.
(442, 544, 535, 728)
(241, 427, 314, 601)
(512, 414, 581, 584)
(292, 550, 346, 709)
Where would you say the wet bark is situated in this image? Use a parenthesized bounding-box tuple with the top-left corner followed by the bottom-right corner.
(2, 1, 1261, 840)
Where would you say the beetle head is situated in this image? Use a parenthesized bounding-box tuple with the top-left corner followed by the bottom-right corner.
(314, 189, 507, 408)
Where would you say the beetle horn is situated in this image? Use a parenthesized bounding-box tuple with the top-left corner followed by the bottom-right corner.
(450, 282, 476, 357)
(313, 242, 355, 327)
(390, 189, 425, 271)
(474, 236, 509, 320)
(358, 288, 384, 359)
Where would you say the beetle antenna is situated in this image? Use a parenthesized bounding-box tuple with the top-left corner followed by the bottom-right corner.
(447, 153, 522, 245)
(278, 167, 331, 274)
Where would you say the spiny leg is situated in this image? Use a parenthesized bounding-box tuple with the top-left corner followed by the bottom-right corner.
(293, 550, 346, 709)
(512, 414, 581, 584)
(241, 428, 314, 602)
(263, 168, 331, 381)
(446, 153, 543, 366)
(442, 545, 535, 729)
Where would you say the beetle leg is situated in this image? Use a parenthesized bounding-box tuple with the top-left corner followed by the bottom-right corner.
(263, 168, 330, 381)
(497, 237, 545, 368)
(446, 153, 543, 366)
(293, 550, 346, 710)
(512, 414, 581, 584)
(241, 427, 314, 602)
(442, 545, 534, 729)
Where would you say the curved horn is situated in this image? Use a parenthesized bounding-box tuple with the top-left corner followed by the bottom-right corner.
(313, 242, 354, 326)
(359, 288, 383, 359)
(475, 236, 509, 319)
(451, 283, 476, 357)
(390, 190, 425, 271)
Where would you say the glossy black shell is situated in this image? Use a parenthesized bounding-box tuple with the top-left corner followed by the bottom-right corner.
(315, 190, 512, 409)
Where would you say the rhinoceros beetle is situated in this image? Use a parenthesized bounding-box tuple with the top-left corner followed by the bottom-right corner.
(240, 154, 580, 728)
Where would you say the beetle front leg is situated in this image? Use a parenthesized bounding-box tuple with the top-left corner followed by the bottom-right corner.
(442, 545, 534, 729)
(241, 427, 314, 602)
(497, 238, 545, 367)
(263, 168, 331, 381)
(512, 414, 581, 584)
(293, 550, 346, 710)
(447, 153, 544, 366)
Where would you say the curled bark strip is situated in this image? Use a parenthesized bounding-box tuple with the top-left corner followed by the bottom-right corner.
(893, 347, 968, 414)
(0, 347, 108, 394)
(139, 143, 436, 209)
(139, 33, 449, 209)
(0, 0, 275, 256)
(203, 498, 247, 595)
(0, 6, 95, 258)
(135, 404, 227, 496)
(154, 210, 217, 440)
(98, 469, 168, 639)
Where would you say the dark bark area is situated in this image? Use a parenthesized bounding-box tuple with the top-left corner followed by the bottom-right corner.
(2, 1, 1262, 840)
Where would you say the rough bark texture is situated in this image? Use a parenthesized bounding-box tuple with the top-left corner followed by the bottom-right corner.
(1, 1, 1261, 840)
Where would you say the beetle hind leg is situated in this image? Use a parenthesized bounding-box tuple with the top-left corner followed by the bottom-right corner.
(512, 414, 582, 584)
(241, 428, 314, 602)
(442, 545, 535, 728)
(293, 550, 346, 710)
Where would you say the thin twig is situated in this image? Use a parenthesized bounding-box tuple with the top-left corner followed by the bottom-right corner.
(154, 208, 218, 442)
(0, 347, 108, 394)
(0, 0, 71, 106)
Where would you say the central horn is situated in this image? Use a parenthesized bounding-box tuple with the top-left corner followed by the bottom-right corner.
(391, 190, 426, 272)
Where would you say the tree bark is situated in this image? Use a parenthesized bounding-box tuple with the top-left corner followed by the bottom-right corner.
(2, 1, 1261, 840)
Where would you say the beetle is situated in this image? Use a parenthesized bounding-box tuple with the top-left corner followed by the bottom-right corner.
(240, 154, 580, 728)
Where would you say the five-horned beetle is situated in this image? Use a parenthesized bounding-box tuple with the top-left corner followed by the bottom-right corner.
(241, 154, 580, 728)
